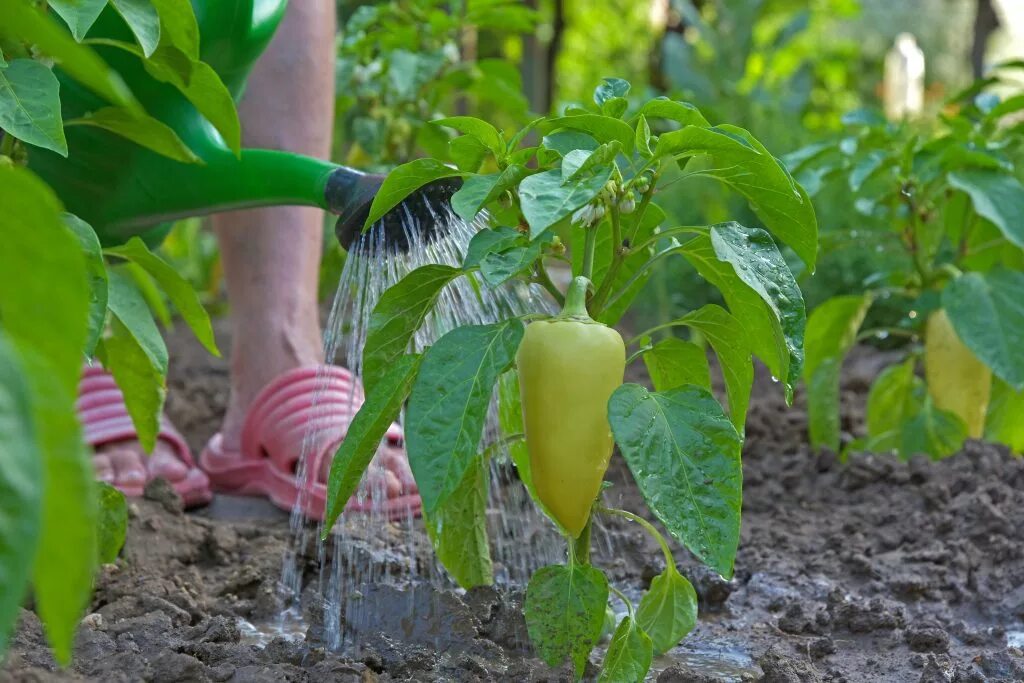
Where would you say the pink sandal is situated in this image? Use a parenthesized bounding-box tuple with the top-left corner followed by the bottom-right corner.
(199, 365, 421, 521)
(77, 366, 213, 507)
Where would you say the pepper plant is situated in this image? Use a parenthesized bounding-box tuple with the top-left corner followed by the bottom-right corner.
(323, 78, 818, 680)
(1, 0, 227, 664)
(791, 66, 1024, 460)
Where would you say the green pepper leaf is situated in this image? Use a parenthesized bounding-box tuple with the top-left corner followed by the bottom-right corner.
(406, 320, 524, 516)
(642, 337, 710, 393)
(322, 354, 424, 534)
(0, 59, 67, 156)
(63, 214, 108, 357)
(900, 398, 967, 460)
(110, 0, 161, 57)
(637, 98, 709, 128)
(451, 164, 531, 222)
(104, 236, 218, 356)
(102, 270, 168, 453)
(149, 0, 200, 59)
(597, 616, 654, 683)
(635, 114, 652, 158)
(95, 482, 128, 564)
(943, 270, 1024, 390)
(682, 223, 805, 396)
(464, 226, 523, 269)
(362, 158, 464, 230)
(362, 265, 462, 396)
(0, 167, 95, 665)
(520, 167, 612, 239)
(425, 455, 493, 588)
(803, 294, 873, 451)
(563, 141, 622, 183)
(676, 305, 753, 429)
(525, 563, 609, 679)
(545, 114, 634, 155)
(64, 106, 200, 163)
(985, 377, 1024, 452)
(48, 0, 108, 40)
(0, 331, 43, 656)
(948, 170, 1024, 249)
(542, 130, 598, 156)
(594, 77, 630, 106)
(865, 358, 923, 454)
(432, 115, 505, 159)
(636, 566, 698, 655)
(609, 384, 743, 579)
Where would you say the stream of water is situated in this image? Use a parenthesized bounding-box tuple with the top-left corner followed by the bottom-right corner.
(273, 202, 562, 653)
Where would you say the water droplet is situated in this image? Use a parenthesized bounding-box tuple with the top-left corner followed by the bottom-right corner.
(908, 310, 918, 319)
(875, 331, 890, 340)
(770, 376, 779, 383)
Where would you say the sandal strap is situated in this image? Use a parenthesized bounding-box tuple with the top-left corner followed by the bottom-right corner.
(77, 365, 194, 466)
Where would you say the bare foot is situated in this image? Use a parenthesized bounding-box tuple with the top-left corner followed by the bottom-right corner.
(93, 437, 211, 505)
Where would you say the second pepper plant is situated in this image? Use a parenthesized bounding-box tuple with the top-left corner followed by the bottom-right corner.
(321, 78, 818, 680)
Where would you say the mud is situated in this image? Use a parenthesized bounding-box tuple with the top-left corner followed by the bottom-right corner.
(3, 329, 1023, 682)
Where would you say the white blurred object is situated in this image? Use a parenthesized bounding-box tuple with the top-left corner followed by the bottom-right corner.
(884, 33, 926, 120)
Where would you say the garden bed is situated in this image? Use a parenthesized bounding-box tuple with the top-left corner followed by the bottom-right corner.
(3, 331, 1023, 683)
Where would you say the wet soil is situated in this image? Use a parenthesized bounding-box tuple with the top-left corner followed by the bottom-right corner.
(3, 328, 1024, 682)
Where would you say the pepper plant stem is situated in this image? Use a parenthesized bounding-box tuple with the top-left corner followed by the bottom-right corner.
(600, 506, 675, 569)
(571, 516, 593, 566)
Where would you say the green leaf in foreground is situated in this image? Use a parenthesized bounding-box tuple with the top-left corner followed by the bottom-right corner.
(609, 384, 743, 579)
(0, 332, 42, 656)
(943, 270, 1024, 390)
(637, 566, 698, 655)
(519, 166, 613, 238)
(432, 116, 504, 158)
(545, 115, 634, 154)
(525, 563, 609, 679)
(65, 106, 200, 163)
(643, 337, 710, 392)
(425, 456, 492, 588)
(406, 320, 524, 516)
(451, 164, 531, 222)
(103, 270, 169, 453)
(110, 0, 161, 57)
(104, 236, 218, 356)
(948, 170, 1024, 249)
(63, 214, 108, 357)
(48, 0, 108, 40)
(322, 354, 423, 533)
(676, 305, 753, 429)
(362, 158, 463, 230)
(803, 294, 872, 450)
(0, 59, 67, 155)
(362, 265, 462, 396)
(900, 398, 967, 460)
(96, 482, 128, 564)
(598, 616, 654, 683)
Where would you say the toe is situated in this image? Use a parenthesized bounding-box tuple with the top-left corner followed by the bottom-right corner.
(148, 442, 190, 482)
(109, 448, 148, 487)
(93, 453, 115, 484)
(381, 448, 417, 493)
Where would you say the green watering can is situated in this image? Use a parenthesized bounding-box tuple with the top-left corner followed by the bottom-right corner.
(28, 0, 458, 250)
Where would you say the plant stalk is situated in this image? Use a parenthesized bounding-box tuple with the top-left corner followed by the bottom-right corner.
(571, 515, 593, 566)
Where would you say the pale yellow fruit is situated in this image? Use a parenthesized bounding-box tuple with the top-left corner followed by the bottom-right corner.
(924, 309, 991, 438)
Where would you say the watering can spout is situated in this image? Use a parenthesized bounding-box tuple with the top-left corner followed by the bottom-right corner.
(328, 170, 463, 252)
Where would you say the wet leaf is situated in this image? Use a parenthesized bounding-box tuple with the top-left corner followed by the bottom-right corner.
(0, 332, 42, 656)
(598, 616, 653, 683)
(105, 236, 218, 356)
(594, 204, 667, 326)
(642, 338, 710, 393)
(948, 170, 1024, 249)
(96, 482, 128, 564)
(525, 563, 608, 679)
(636, 566, 698, 655)
(406, 320, 524, 516)
(637, 98, 709, 128)
(609, 384, 743, 579)
(103, 270, 168, 453)
(682, 223, 804, 396)
(594, 77, 630, 106)
(65, 106, 200, 163)
(362, 158, 463, 230)
(451, 164, 530, 222)
(563, 141, 621, 183)
(322, 354, 423, 533)
(804, 294, 872, 450)
(520, 167, 612, 238)
(63, 214, 108, 357)
(361, 265, 462, 396)
(464, 226, 522, 269)
(425, 455, 492, 588)
(943, 270, 1024, 390)
(542, 130, 598, 156)
(0, 59, 67, 155)
(110, 0, 161, 57)
(676, 305, 753, 429)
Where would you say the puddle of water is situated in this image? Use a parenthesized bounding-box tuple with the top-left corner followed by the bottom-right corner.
(656, 637, 759, 681)
(1008, 630, 1024, 648)
(237, 617, 305, 648)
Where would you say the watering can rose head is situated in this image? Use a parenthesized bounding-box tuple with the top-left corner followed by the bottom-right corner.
(328, 168, 463, 252)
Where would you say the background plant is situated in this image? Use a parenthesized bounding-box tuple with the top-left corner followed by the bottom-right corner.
(0, 0, 228, 663)
(795, 65, 1024, 460)
(321, 78, 818, 680)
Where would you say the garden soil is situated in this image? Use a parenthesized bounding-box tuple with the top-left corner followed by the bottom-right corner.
(3, 325, 1024, 683)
